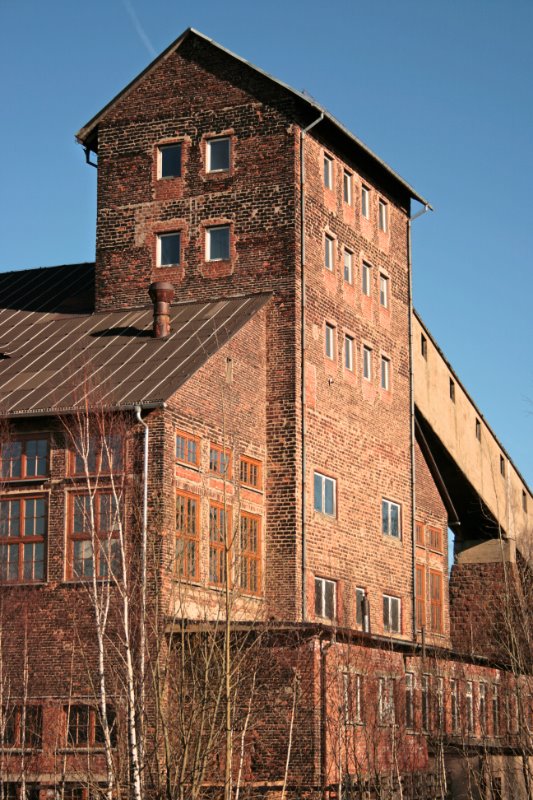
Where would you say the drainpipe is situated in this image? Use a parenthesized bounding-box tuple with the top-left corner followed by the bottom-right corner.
(320, 634, 335, 795)
(134, 404, 149, 773)
(300, 111, 324, 622)
(407, 203, 431, 640)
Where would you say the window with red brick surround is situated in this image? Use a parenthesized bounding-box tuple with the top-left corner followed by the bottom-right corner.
(209, 502, 230, 586)
(415, 563, 425, 630)
(415, 521, 425, 546)
(429, 569, 443, 633)
(427, 525, 443, 552)
(3, 705, 42, 748)
(239, 455, 262, 490)
(176, 430, 200, 468)
(239, 512, 261, 594)
(65, 704, 116, 748)
(0, 496, 47, 583)
(175, 490, 200, 580)
(70, 435, 123, 477)
(209, 444, 232, 478)
(0, 436, 49, 481)
(68, 493, 121, 580)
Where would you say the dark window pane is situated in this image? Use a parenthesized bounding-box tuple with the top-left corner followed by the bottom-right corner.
(313, 473, 322, 512)
(160, 233, 181, 266)
(208, 227, 230, 260)
(208, 138, 230, 171)
(160, 143, 182, 178)
(324, 479, 335, 515)
(314, 578, 322, 616)
(325, 581, 335, 619)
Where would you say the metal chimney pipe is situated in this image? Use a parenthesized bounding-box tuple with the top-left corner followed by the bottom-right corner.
(148, 282, 175, 339)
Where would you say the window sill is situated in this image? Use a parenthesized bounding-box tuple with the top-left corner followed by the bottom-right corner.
(0, 748, 42, 753)
(175, 461, 200, 472)
(0, 477, 49, 484)
(58, 747, 112, 754)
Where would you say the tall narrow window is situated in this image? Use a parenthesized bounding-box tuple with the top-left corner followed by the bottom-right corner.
(362, 261, 372, 295)
(69, 493, 120, 580)
(479, 683, 487, 734)
(380, 356, 390, 390)
(450, 679, 459, 732)
(421, 674, 430, 731)
(378, 677, 395, 725)
(343, 248, 353, 284)
(378, 199, 388, 232)
(382, 499, 401, 538)
(427, 526, 443, 552)
(209, 444, 231, 478)
(429, 570, 443, 633)
(383, 594, 401, 633)
(209, 502, 229, 586)
(421, 334, 427, 359)
(207, 137, 230, 172)
(0, 496, 47, 583)
(239, 456, 262, 490)
(0, 438, 49, 480)
(475, 418, 481, 440)
(415, 521, 425, 545)
(415, 564, 425, 630)
(405, 673, 414, 729)
(315, 577, 336, 620)
(523, 491, 527, 512)
(240, 512, 261, 594)
(175, 431, 199, 467)
(325, 323, 336, 360)
(466, 681, 474, 734)
(436, 676, 445, 732)
(379, 273, 389, 308)
(157, 233, 181, 267)
(492, 685, 500, 736)
(175, 491, 199, 580)
(343, 170, 352, 204)
(356, 587, 368, 631)
(343, 672, 363, 724)
(344, 335, 354, 372)
(363, 346, 372, 381)
(449, 377, 455, 402)
(158, 143, 182, 178)
(206, 226, 230, 261)
(324, 234, 334, 271)
(313, 472, 336, 517)
(361, 185, 370, 218)
(323, 154, 333, 189)
(500, 455, 505, 477)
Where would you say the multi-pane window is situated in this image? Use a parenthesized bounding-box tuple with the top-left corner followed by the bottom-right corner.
(382, 499, 401, 538)
(71, 435, 123, 476)
(415, 563, 425, 630)
(323, 153, 333, 189)
(363, 346, 372, 381)
(380, 356, 390, 390)
(383, 594, 401, 633)
(356, 587, 369, 631)
(206, 137, 230, 172)
(65, 704, 116, 748)
(343, 248, 353, 284)
(436, 676, 445, 731)
(209, 502, 229, 586)
(421, 674, 430, 731)
(0, 438, 48, 480)
(314, 576, 336, 620)
(2, 705, 42, 748)
(344, 335, 354, 372)
(427, 526, 443, 552)
(405, 673, 414, 729)
(69, 493, 120, 580)
(239, 456, 262, 489)
(378, 677, 395, 725)
(361, 185, 370, 218)
(209, 444, 231, 478)
(240, 512, 261, 594)
(325, 324, 335, 360)
(175, 491, 199, 580)
(479, 682, 487, 733)
(450, 679, 459, 732)
(492, 685, 500, 735)
(466, 681, 474, 734)
(429, 570, 443, 633)
(379, 273, 389, 308)
(362, 261, 371, 295)
(324, 234, 334, 271)
(175, 431, 199, 467)
(2, 783, 39, 800)
(206, 225, 230, 261)
(378, 199, 388, 232)
(157, 232, 181, 266)
(158, 143, 182, 178)
(313, 472, 336, 516)
(343, 672, 363, 725)
(415, 521, 425, 545)
(0, 497, 47, 583)
(343, 170, 352, 204)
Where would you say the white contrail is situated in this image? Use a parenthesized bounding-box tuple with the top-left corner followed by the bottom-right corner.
(121, 0, 157, 57)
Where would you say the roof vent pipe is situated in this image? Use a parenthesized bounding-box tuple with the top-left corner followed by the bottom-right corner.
(148, 282, 175, 339)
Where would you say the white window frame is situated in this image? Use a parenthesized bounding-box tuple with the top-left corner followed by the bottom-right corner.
(479, 682, 487, 733)
(379, 273, 389, 308)
(383, 594, 401, 633)
(343, 170, 352, 204)
(206, 137, 231, 173)
(343, 671, 363, 725)
(315, 576, 336, 620)
(378, 677, 395, 725)
(361, 185, 370, 218)
(362, 261, 372, 296)
(466, 681, 474, 734)
(363, 346, 372, 381)
(344, 335, 354, 372)
(380, 356, 390, 390)
(382, 498, 401, 538)
(325, 323, 335, 360)
(158, 143, 182, 179)
(492, 684, 500, 736)
(206, 225, 230, 261)
(157, 232, 181, 266)
(343, 248, 353, 284)
(378, 199, 388, 232)
(324, 234, 334, 271)
(323, 153, 333, 189)
(313, 471, 336, 517)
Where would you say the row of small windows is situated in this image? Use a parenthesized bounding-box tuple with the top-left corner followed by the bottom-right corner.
(323, 153, 389, 232)
(158, 136, 231, 179)
(314, 577, 401, 633)
(0, 703, 116, 751)
(313, 471, 401, 536)
(157, 225, 230, 267)
(324, 327, 392, 389)
(325, 240, 390, 305)
(176, 431, 262, 490)
(0, 436, 122, 481)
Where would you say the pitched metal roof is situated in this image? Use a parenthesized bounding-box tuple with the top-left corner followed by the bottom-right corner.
(76, 28, 430, 208)
(0, 265, 269, 417)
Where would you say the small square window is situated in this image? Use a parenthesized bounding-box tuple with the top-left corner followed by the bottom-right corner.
(325, 323, 335, 360)
(378, 199, 388, 232)
(313, 472, 336, 516)
(207, 137, 230, 172)
(475, 418, 481, 440)
(361, 185, 370, 218)
(343, 170, 352, 204)
(323, 154, 333, 189)
(344, 335, 354, 371)
(421, 334, 428, 359)
(158, 233, 181, 267)
(362, 261, 371, 296)
(382, 499, 401, 538)
(206, 226, 230, 261)
(363, 346, 372, 381)
(343, 249, 353, 284)
(380, 356, 390, 390)
(315, 576, 336, 620)
(383, 594, 401, 633)
(379, 274, 389, 308)
(324, 234, 334, 271)
(158, 143, 182, 178)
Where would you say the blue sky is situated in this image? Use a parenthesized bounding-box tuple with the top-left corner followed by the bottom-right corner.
(0, 0, 531, 486)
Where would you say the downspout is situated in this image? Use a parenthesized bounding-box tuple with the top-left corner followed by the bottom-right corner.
(320, 635, 335, 795)
(407, 203, 431, 640)
(134, 404, 149, 780)
(300, 111, 324, 622)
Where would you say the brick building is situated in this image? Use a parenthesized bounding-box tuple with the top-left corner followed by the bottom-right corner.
(0, 28, 531, 800)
